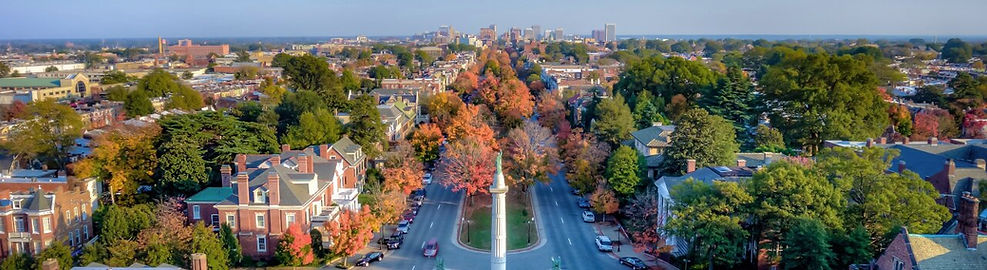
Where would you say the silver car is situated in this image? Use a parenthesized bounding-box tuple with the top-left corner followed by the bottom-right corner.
(397, 220, 410, 234)
(582, 211, 596, 223)
(595, 235, 613, 252)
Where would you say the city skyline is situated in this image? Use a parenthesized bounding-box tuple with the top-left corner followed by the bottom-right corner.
(3, 0, 987, 39)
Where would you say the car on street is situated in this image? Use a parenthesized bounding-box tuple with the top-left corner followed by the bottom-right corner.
(582, 211, 596, 223)
(571, 188, 582, 195)
(423, 173, 433, 185)
(355, 252, 383, 266)
(596, 235, 613, 252)
(423, 239, 439, 257)
(411, 188, 427, 200)
(385, 234, 404, 249)
(619, 257, 647, 270)
(397, 220, 410, 234)
(577, 198, 591, 208)
(403, 210, 416, 223)
(409, 204, 420, 215)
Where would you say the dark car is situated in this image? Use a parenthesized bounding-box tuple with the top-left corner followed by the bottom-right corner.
(377, 231, 404, 246)
(619, 257, 647, 270)
(577, 198, 591, 208)
(386, 234, 404, 249)
(402, 210, 416, 223)
(355, 252, 383, 266)
(411, 188, 427, 200)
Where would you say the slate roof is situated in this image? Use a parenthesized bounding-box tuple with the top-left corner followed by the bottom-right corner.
(206, 147, 341, 207)
(0, 78, 60, 88)
(329, 136, 364, 165)
(908, 234, 987, 269)
(735, 152, 786, 168)
(631, 125, 676, 149)
(658, 166, 754, 198)
(24, 189, 53, 211)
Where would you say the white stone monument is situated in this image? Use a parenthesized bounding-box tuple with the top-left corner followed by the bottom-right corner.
(490, 152, 509, 270)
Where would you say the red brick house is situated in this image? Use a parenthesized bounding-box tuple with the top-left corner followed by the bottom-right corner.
(0, 170, 101, 257)
(184, 139, 365, 259)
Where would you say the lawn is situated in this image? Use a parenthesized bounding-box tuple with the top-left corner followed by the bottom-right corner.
(459, 193, 538, 250)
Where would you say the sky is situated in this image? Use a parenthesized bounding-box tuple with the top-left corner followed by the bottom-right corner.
(2, 0, 986, 39)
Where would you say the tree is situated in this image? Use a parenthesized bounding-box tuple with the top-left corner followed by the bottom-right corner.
(181, 71, 193, 80)
(621, 187, 662, 257)
(34, 241, 72, 270)
(137, 69, 184, 97)
(561, 129, 610, 194)
(537, 92, 568, 131)
(166, 86, 204, 111)
(73, 125, 159, 204)
(276, 54, 345, 110)
(0, 252, 33, 270)
(661, 108, 739, 175)
(665, 94, 690, 121)
(666, 180, 751, 269)
(235, 51, 251, 62)
(592, 94, 635, 146)
(442, 104, 496, 146)
(281, 109, 341, 147)
(189, 222, 229, 270)
(613, 56, 718, 105)
(941, 38, 973, 63)
(124, 90, 154, 117)
(105, 85, 130, 101)
(0, 61, 9, 78)
(912, 110, 940, 140)
(475, 76, 534, 128)
(219, 224, 243, 266)
(101, 70, 133, 84)
(451, 71, 479, 94)
(438, 136, 496, 197)
(702, 66, 753, 136)
(1, 100, 26, 121)
(829, 226, 872, 270)
(781, 217, 834, 270)
(136, 199, 194, 267)
(327, 207, 375, 267)
(589, 187, 619, 222)
(760, 52, 889, 154)
(105, 239, 139, 266)
(382, 140, 424, 195)
(45, 66, 58, 72)
(747, 161, 845, 250)
(275, 223, 314, 266)
(156, 138, 207, 195)
(753, 125, 786, 152)
(234, 66, 259, 80)
(632, 91, 667, 129)
(6, 99, 84, 172)
(606, 145, 642, 196)
(346, 95, 387, 158)
(410, 123, 444, 163)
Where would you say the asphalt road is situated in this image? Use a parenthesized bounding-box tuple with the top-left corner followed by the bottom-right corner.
(367, 172, 621, 270)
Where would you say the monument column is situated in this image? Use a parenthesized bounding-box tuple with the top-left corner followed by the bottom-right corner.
(490, 152, 509, 270)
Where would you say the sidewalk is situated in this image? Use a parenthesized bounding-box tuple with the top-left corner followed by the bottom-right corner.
(592, 218, 679, 270)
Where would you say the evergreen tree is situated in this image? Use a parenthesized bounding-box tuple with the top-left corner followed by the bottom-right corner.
(592, 94, 635, 146)
(189, 223, 229, 270)
(156, 138, 207, 195)
(0, 252, 33, 270)
(346, 95, 387, 158)
(702, 66, 753, 138)
(782, 217, 834, 270)
(829, 226, 872, 269)
(282, 109, 341, 147)
(219, 224, 243, 266)
(632, 90, 667, 129)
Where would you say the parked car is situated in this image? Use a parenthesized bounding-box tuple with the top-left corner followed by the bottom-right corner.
(386, 234, 404, 250)
(355, 252, 384, 266)
(397, 220, 410, 234)
(577, 198, 591, 208)
(571, 188, 582, 195)
(403, 210, 416, 223)
(595, 235, 613, 252)
(423, 173, 433, 185)
(411, 188, 427, 200)
(409, 204, 420, 215)
(582, 211, 596, 223)
(619, 257, 647, 270)
(423, 239, 439, 257)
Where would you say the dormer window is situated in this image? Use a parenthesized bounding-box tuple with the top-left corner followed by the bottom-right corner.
(12, 199, 22, 209)
(254, 189, 267, 203)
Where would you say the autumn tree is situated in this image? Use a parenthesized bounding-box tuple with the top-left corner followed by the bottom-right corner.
(589, 187, 619, 222)
(536, 92, 568, 132)
(451, 71, 479, 94)
(443, 104, 496, 146)
(503, 121, 559, 191)
(275, 223, 315, 266)
(327, 207, 376, 267)
(438, 136, 496, 198)
(6, 99, 84, 172)
(74, 125, 160, 204)
(476, 76, 534, 128)
(622, 187, 663, 257)
(382, 140, 424, 195)
(561, 129, 610, 194)
(410, 123, 444, 163)
(424, 92, 465, 130)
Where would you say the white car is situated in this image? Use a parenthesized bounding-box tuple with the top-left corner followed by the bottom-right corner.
(423, 173, 433, 185)
(582, 211, 596, 223)
(595, 235, 613, 252)
(397, 220, 410, 234)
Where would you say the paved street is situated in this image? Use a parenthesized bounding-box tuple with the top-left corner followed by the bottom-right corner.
(368, 172, 625, 270)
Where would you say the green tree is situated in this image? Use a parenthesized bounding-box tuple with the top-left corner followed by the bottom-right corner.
(33, 241, 71, 270)
(605, 145, 642, 196)
(101, 70, 132, 84)
(189, 222, 229, 270)
(282, 109, 342, 147)
(6, 99, 84, 171)
(166, 86, 204, 111)
(781, 217, 834, 270)
(592, 94, 635, 146)
(829, 226, 872, 270)
(219, 224, 243, 266)
(275, 90, 327, 134)
(702, 66, 753, 136)
(105, 85, 130, 101)
(666, 179, 752, 269)
(747, 161, 845, 248)
(941, 38, 973, 63)
(661, 108, 738, 175)
(753, 125, 786, 152)
(614, 56, 718, 104)
(632, 90, 667, 129)
(137, 69, 184, 97)
(346, 95, 387, 158)
(0, 252, 33, 270)
(0, 61, 9, 78)
(235, 51, 251, 62)
(157, 138, 207, 195)
(124, 90, 154, 117)
(181, 71, 193, 80)
(277, 54, 345, 110)
(44, 66, 58, 72)
(759, 51, 889, 154)
(105, 239, 140, 266)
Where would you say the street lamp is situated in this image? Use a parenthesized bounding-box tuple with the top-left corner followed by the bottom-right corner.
(527, 217, 535, 244)
(462, 217, 471, 243)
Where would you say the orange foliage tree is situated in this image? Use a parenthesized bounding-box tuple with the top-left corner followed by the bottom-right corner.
(425, 92, 465, 130)
(73, 124, 160, 204)
(451, 71, 479, 95)
(275, 223, 314, 266)
(382, 140, 424, 195)
(503, 121, 559, 192)
(537, 92, 567, 132)
(327, 206, 376, 267)
(476, 76, 534, 129)
(590, 187, 620, 222)
(561, 128, 611, 194)
(438, 136, 496, 198)
(411, 123, 444, 163)
(443, 104, 496, 146)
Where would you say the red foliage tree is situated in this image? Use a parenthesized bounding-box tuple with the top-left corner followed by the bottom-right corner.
(912, 110, 940, 140)
(1, 100, 26, 121)
(963, 110, 987, 138)
(537, 92, 567, 132)
(410, 123, 444, 163)
(382, 140, 424, 195)
(278, 223, 314, 265)
(327, 206, 375, 267)
(443, 104, 496, 146)
(503, 121, 559, 191)
(451, 71, 479, 95)
(438, 136, 496, 197)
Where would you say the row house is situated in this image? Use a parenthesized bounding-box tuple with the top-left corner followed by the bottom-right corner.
(0, 170, 101, 257)
(185, 138, 366, 259)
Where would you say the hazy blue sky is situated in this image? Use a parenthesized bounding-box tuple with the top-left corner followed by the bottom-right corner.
(2, 0, 985, 39)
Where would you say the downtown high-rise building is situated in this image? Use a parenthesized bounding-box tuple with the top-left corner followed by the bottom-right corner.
(605, 23, 616, 42)
(531, 25, 542, 40)
(553, 28, 564, 41)
(523, 27, 535, 41)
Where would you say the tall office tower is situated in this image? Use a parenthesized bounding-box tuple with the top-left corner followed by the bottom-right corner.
(554, 28, 564, 41)
(592, 29, 605, 42)
(523, 28, 535, 41)
(490, 24, 497, 36)
(544, 30, 552, 41)
(605, 23, 616, 42)
(532, 25, 542, 40)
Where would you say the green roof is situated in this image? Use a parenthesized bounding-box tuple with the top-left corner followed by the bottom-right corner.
(0, 78, 61, 88)
(186, 187, 233, 203)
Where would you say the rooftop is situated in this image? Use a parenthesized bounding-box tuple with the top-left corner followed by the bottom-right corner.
(0, 77, 60, 88)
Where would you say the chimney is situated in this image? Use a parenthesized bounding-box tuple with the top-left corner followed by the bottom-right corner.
(191, 253, 207, 270)
(298, 154, 310, 174)
(977, 159, 986, 170)
(220, 165, 232, 188)
(235, 154, 247, 172)
(958, 192, 980, 250)
(737, 159, 747, 168)
(946, 159, 956, 176)
(879, 137, 887, 144)
(866, 138, 874, 147)
(686, 159, 696, 173)
(269, 155, 280, 167)
(281, 144, 291, 152)
(268, 172, 280, 205)
(929, 137, 938, 146)
(764, 153, 773, 165)
(903, 137, 910, 144)
(319, 144, 330, 158)
(236, 172, 249, 205)
(41, 259, 58, 270)
(898, 160, 907, 173)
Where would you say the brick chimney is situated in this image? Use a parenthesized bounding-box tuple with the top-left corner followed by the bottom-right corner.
(958, 192, 980, 250)
(235, 154, 247, 172)
(268, 172, 280, 205)
(281, 144, 291, 152)
(269, 155, 280, 167)
(236, 172, 249, 205)
(929, 137, 938, 146)
(298, 154, 310, 174)
(41, 259, 58, 270)
(898, 160, 907, 173)
(946, 159, 956, 176)
(319, 144, 330, 158)
(879, 137, 887, 144)
(686, 159, 696, 173)
(977, 159, 986, 170)
(220, 165, 232, 188)
(866, 138, 874, 147)
(190, 253, 207, 270)
(737, 159, 747, 168)
(903, 137, 910, 144)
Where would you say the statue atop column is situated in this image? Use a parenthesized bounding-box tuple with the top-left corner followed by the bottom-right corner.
(490, 152, 508, 270)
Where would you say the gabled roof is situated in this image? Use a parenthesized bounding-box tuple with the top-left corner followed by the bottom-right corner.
(657, 166, 753, 200)
(908, 233, 987, 269)
(24, 190, 53, 211)
(631, 125, 676, 149)
(329, 136, 363, 165)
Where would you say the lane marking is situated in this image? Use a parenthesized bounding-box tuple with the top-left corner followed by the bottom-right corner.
(560, 217, 565, 224)
(568, 238, 572, 246)
(549, 186, 553, 192)
(429, 222, 434, 229)
(555, 201, 559, 206)
(412, 266, 416, 270)
(437, 204, 441, 210)
(422, 241, 426, 248)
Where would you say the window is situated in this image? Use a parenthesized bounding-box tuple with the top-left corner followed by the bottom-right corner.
(12, 199, 21, 209)
(68, 231, 75, 246)
(33, 241, 40, 254)
(285, 213, 295, 227)
(257, 235, 267, 252)
(226, 214, 236, 228)
(73, 207, 79, 221)
(192, 205, 201, 219)
(42, 217, 50, 233)
(64, 210, 71, 223)
(31, 219, 39, 234)
(74, 229, 80, 245)
(82, 206, 88, 221)
(211, 214, 219, 226)
(256, 213, 266, 228)
(15, 217, 26, 232)
(0, 217, 5, 233)
(254, 190, 266, 203)
(83, 225, 89, 240)
(893, 258, 904, 270)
